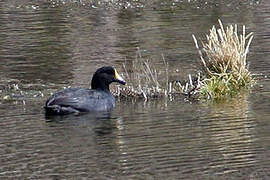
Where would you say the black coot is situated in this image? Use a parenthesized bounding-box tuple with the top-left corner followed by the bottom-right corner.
(45, 66, 126, 115)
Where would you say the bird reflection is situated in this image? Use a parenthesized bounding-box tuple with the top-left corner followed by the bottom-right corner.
(45, 111, 115, 135)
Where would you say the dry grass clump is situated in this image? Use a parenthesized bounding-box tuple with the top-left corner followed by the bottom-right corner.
(192, 19, 255, 99)
(112, 50, 199, 101)
(113, 20, 255, 101)
(113, 51, 171, 100)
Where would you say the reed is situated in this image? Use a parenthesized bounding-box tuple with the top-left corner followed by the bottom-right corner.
(112, 50, 200, 100)
(192, 19, 255, 99)
(113, 20, 255, 101)
(113, 50, 171, 101)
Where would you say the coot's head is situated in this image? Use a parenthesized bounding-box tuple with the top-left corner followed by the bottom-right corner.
(91, 66, 126, 91)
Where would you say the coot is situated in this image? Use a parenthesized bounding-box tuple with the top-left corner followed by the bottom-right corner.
(45, 66, 126, 115)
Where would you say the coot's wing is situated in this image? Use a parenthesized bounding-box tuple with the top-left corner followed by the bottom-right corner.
(45, 88, 81, 107)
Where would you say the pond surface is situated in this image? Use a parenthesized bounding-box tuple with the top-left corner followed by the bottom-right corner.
(1, 0, 270, 179)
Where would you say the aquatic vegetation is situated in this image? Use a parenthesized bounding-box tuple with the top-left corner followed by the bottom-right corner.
(112, 49, 200, 100)
(114, 19, 255, 101)
(112, 50, 171, 101)
(1, 20, 255, 102)
(192, 19, 255, 99)
(0, 79, 47, 103)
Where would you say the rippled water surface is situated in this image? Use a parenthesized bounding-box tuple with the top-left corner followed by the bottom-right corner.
(1, 0, 270, 179)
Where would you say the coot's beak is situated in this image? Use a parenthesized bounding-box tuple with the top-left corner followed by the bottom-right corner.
(114, 69, 126, 85)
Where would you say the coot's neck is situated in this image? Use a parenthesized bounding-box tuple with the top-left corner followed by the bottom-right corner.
(91, 76, 110, 92)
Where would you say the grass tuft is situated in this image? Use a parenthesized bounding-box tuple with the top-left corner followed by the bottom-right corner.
(113, 50, 171, 101)
(113, 19, 255, 101)
(193, 19, 255, 99)
(112, 49, 200, 101)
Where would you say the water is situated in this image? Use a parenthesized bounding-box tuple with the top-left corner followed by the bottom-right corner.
(1, 0, 270, 179)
